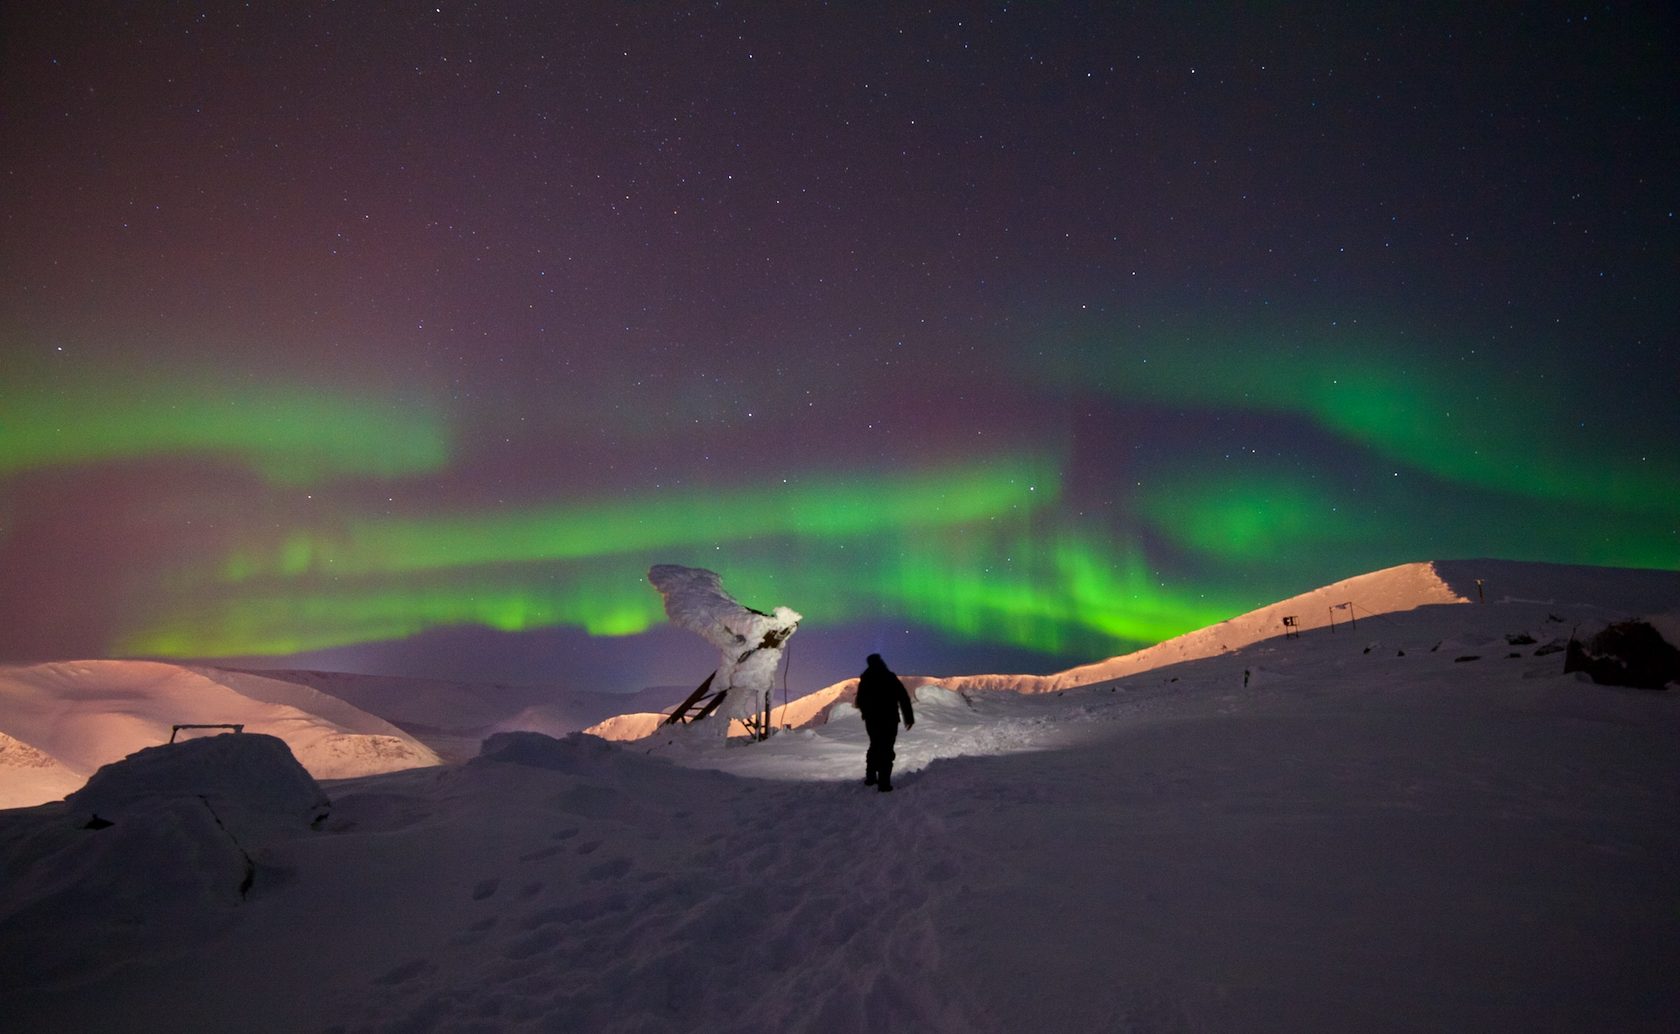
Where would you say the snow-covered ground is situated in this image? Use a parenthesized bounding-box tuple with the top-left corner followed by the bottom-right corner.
(0, 663, 697, 809)
(1, 560, 1676, 1031)
(0, 661, 443, 808)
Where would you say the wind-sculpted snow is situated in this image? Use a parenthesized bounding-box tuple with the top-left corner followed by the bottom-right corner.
(0, 661, 441, 807)
(67, 733, 328, 829)
(647, 563, 801, 726)
(1, 734, 330, 995)
(2, 561, 1678, 1031)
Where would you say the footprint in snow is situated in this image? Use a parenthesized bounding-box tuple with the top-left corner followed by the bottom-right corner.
(922, 858, 960, 883)
(372, 958, 435, 986)
(519, 893, 630, 930)
(519, 900, 598, 928)
(583, 857, 632, 881)
(501, 927, 563, 961)
(471, 877, 500, 900)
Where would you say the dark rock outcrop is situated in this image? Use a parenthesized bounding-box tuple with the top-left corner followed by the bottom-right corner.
(1564, 621, 1680, 690)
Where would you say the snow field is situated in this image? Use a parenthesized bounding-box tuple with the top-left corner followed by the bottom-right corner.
(1, 561, 1676, 1031)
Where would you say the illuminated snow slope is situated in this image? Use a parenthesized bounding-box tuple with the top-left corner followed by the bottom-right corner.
(1, 560, 1676, 1032)
(0, 662, 702, 808)
(584, 560, 1476, 741)
(591, 558, 1679, 739)
(936, 558, 1679, 696)
(0, 661, 441, 807)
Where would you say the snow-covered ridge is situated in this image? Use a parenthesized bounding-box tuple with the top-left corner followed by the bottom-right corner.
(0, 661, 440, 808)
(700, 559, 1680, 734)
(0, 660, 704, 808)
(5, 561, 1673, 802)
(584, 560, 1476, 739)
(950, 559, 1473, 695)
(2, 559, 1678, 1031)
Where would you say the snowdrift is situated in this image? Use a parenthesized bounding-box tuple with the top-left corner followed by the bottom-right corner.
(0, 661, 440, 808)
(589, 559, 1680, 741)
(0, 661, 731, 807)
(232, 668, 698, 758)
(2, 558, 1677, 1032)
(0, 734, 329, 996)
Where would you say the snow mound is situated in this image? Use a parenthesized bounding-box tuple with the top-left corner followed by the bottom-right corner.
(68, 732, 329, 834)
(0, 729, 84, 805)
(490, 703, 596, 739)
(585, 711, 669, 741)
(4, 558, 1680, 1030)
(1563, 621, 1680, 690)
(1, 734, 330, 994)
(1650, 613, 1680, 652)
(473, 730, 620, 774)
(913, 684, 975, 713)
(0, 660, 441, 808)
(1432, 558, 1680, 612)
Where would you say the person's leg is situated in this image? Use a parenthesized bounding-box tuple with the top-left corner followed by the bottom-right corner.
(864, 727, 881, 784)
(874, 721, 899, 791)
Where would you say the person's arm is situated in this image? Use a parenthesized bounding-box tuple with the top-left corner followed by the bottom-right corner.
(896, 678, 914, 728)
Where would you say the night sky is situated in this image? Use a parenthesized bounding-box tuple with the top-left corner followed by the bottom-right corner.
(2, 4, 1675, 693)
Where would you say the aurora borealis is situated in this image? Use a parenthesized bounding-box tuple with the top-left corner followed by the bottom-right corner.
(2, 4, 1674, 691)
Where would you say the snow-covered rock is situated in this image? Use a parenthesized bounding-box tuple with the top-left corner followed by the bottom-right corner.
(1563, 620, 1680, 689)
(473, 730, 620, 774)
(0, 734, 329, 997)
(67, 732, 329, 833)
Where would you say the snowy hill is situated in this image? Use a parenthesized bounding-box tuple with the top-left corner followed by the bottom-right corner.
(0, 662, 705, 809)
(625, 559, 1674, 736)
(2, 559, 1676, 1031)
(0, 661, 441, 808)
(940, 558, 1678, 696)
(230, 668, 696, 762)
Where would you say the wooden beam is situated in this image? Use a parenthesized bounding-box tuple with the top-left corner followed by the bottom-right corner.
(663, 671, 718, 726)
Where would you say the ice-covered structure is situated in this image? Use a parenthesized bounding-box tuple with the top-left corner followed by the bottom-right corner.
(647, 565, 801, 735)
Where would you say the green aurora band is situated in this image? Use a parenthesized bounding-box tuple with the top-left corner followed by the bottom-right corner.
(1137, 467, 1680, 571)
(122, 452, 1250, 661)
(0, 366, 449, 484)
(217, 454, 1061, 580)
(1034, 320, 1679, 516)
(16, 330, 1673, 671)
(120, 524, 1242, 662)
(108, 422, 1676, 664)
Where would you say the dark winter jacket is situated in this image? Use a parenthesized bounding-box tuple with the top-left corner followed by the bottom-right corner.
(855, 655, 913, 727)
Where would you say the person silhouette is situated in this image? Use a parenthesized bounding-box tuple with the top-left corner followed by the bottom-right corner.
(855, 653, 914, 792)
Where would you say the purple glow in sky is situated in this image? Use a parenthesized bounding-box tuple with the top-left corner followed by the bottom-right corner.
(2, 4, 1674, 692)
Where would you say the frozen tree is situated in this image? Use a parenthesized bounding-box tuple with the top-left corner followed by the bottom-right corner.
(648, 565, 801, 734)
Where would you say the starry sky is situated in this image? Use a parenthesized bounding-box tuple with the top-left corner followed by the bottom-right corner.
(2, 3, 1675, 693)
